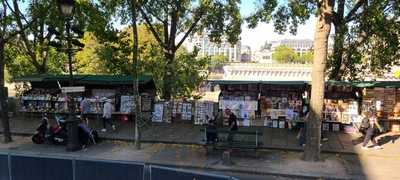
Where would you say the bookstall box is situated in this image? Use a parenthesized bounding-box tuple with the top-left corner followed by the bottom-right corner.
(194, 101, 217, 125)
(362, 87, 400, 131)
(257, 84, 306, 128)
(17, 75, 156, 121)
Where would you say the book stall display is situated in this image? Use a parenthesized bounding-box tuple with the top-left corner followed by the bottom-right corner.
(217, 82, 308, 128)
(219, 83, 259, 127)
(322, 84, 359, 132)
(17, 75, 156, 121)
(20, 88, 79, 113)
(171, 101, 193, 122)
(322, 99, 358, 132)
(258, 84, 305, 128)
(362, 87, 400, 132)
(194, 101, 216, 125)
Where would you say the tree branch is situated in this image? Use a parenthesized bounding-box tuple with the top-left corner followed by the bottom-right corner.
(139, 6, 167, 50)
(12, 0, 36, 63)
(345, 0, 366, 22)
(175, 12, 203, 52)
(168, 1, 180, 51)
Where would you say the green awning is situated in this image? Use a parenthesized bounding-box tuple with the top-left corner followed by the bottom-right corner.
(209, 80, 309, 85)
(13, 74, 154, 85)
(209, 79, 400, 88)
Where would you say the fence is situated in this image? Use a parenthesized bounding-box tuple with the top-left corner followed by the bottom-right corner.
(0, 153, 238, 180)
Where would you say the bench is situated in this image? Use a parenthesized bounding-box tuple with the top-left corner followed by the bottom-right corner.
(200, 127, 263, 153)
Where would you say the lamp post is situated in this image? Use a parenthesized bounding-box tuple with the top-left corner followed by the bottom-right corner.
(59, 0, 80, 151)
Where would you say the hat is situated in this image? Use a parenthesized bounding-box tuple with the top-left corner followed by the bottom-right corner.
(100, 97, 108, 102)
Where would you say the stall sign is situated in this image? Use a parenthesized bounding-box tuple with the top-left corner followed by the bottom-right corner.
(61, 86, 85, 93)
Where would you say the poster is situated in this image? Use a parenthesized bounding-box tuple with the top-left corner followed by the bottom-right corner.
(120, 96, 134, 113)
(219, 100, 258, 111)
(141, 95, 152, 112)
(152, 103, 164, 122)
(163, 102, 172, 123)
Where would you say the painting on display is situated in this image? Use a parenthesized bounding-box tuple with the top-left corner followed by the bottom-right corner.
(120, 96, 134, 113)
(152, 103, 164, 122)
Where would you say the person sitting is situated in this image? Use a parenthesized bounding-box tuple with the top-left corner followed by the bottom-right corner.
(78, 118, 99, 149)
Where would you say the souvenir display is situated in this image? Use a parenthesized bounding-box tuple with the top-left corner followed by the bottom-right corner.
(194, 101, 215, 125)
(141, 94, 153, 112)
(120, 96, 135, 113)
(152, 103, 164, 122)
(323, 99, 358, 124)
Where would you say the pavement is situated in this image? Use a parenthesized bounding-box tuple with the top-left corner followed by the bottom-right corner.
(0, 136, 350, 179)
(2, 115, 400, 179)
(2, 115, 391, 154)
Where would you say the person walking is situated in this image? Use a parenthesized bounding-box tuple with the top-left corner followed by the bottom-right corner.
(101, 98, 116, 132)
(361, 112, 383, 150)
(80, 97, 91, 124)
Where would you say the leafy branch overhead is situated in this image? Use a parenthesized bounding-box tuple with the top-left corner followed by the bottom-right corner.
(247, 0, 400, 81)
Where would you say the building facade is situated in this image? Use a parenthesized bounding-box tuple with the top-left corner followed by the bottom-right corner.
(185, 34, 242, 62)
(241, 45, 252, 62)
(271, 39, 314, 56)
(252, 49, 273, 63)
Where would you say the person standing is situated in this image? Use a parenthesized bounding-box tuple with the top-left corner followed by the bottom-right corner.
(225, 109, 238, 143)
(361, 112, 383, 150)
(80, 97, 91, 124)
(101, 98, 116, 132)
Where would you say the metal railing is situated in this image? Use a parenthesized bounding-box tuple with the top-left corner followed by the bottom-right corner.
(0, 152, 238, 180)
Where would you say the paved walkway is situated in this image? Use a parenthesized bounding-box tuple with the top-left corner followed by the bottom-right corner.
(2, 115, 400, 154)
(0, 136, 351, 179)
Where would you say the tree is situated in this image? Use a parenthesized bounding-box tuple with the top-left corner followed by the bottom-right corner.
(299, 51, 313, 64)
(247, 0, 399, 161)
(209, 54, 227, 72)
(272, 45, 297, 63)
(247, 0, 334, 161)
(247, 0, 400, 81)
(304, 0, 334, 161)
(138, 0, 242, 100)
(0, 0, 22, 143)
(9, 0, 110, 74)
(75, 32, 108, 74)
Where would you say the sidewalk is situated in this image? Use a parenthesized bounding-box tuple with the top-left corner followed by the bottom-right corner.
(0, 135, 352, 179)
(2, 116, 400, 154)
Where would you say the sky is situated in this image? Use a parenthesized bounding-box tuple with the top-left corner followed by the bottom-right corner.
(240, 0, 316, 51)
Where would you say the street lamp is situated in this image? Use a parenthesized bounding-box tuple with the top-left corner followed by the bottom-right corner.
(58, 0, 80, 151)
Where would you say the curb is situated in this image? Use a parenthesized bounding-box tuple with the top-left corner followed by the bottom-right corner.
(1, 131, 357, 155)
(146, 161, 351, 180)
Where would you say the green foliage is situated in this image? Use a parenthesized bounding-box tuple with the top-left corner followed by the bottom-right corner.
(87, 25, 210, 98)
(9, 0, 112, 74)
(247, 0, 400, 80)
(209, 54, 227, 71)
(298, 51, 313, 64)
(272, 45, 297, 63)
(75, 32, 109, 74)
(395, 70, 400, 79)
(5, 44, 65, 80)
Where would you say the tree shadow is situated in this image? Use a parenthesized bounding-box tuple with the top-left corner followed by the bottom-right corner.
(377, 134, 400, 146)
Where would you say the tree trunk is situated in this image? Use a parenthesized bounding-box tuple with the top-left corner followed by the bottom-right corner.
(131, 0, 141, 150)
(0, 39, 12, 143)
(162, 52, 174, 100)
(303, 0, 334, 161)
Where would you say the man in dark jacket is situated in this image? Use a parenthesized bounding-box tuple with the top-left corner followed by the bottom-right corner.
(225, 109, 238, 143)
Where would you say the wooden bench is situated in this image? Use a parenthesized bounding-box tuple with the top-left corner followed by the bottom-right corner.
(200, 127, 263, 153)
